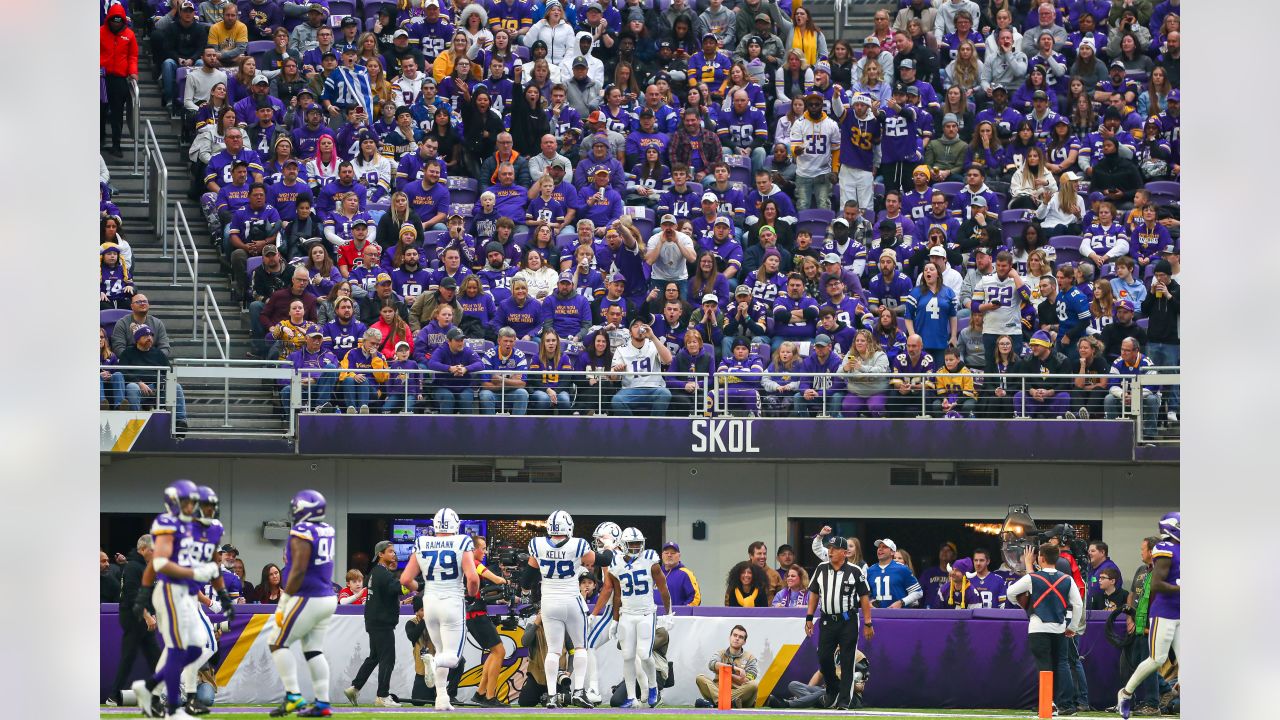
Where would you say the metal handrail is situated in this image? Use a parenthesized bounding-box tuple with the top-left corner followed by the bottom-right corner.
(129, 78, 141, 174)
(834, 0, 847, 32)
(141, 120, 168, 239)
(171, 203, 199, 337)
(290, 367, 712, 416)
(201, 285, 231, 361)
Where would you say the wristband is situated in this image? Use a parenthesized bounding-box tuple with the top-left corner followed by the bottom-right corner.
(805, 614, 814, 622)
(863, 622, 874, 627)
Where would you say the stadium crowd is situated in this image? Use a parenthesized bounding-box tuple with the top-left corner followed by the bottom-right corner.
(102, 0, 1182, 421)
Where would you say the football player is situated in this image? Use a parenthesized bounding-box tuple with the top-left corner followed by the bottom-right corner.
(605, 528, 672, 708)
(183, 486, 233, 716)
(582, 522, 623, 703)
(399, 508, 480, 712)
(267, 490, 339, 717)
(1117, 512, 1181, 719)
(132, 481, 223, 719)
(526, 511, 597, 708)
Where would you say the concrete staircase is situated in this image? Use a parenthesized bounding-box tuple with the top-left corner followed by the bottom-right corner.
(105, 51, 286, 436)
(806, 0, 897, 44)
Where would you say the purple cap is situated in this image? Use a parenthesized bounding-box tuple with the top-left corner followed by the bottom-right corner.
(763, 247, 781, 260)
(952, 557, 975, 574)
(661, 541, 680, 552)
(558, 270, 575, 282)
(1029, 330, 1053, 348)
(1087, 190, 1105, 204)
(608, 272, 625, 283)
(1168, 88, 1180, 102)
(1116, 299, 1135, 312)
(133, 325, 154, 341)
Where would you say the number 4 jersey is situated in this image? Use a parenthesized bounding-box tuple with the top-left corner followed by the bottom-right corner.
(529, 535, 591, 600)
(283, 520, 336, 598)
(610, 549, 660, 616)
(414, 533, 475, 600)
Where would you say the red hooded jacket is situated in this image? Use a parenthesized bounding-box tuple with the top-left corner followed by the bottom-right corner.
(100, 4, 138, 78)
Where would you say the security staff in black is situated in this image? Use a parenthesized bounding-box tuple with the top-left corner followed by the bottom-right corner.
(1007, 543, 1085, 715)
(805, 535, 875, 710)
(349, 541, 406, 706)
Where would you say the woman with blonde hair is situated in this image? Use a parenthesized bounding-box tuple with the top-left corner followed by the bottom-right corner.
(363, 57, 396, 116)
(1034, 169, 1082, 237)
(852, 60, 892, 106)
(944, 40, 983, 96)
(433, 31, 473, 84)
(775, 49, 813, 105)
(894, 549, 915, 575)
(840, 329, 890, 417)
(1009, 146, 1057, 209)
(355, 32, 385, 69)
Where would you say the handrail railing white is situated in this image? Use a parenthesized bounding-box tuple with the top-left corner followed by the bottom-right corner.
(129, 78, 141, 174)
(141, 119, 168, 239)
(201, 285, 230, 361)
(171, 203, 200, 337)
(834, 0, 848, 32)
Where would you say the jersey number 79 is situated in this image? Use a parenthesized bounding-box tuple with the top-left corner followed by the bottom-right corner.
(420, 549, 459, 580)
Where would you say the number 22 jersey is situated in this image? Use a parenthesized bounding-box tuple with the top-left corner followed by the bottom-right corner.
(529, 536, 590, 600)
(610, 549, 660, 616)
(283, 521, 336, 598)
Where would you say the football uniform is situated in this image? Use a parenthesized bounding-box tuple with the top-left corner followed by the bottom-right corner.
(268, 520, 339, 650)
(530, 535, 592, 648)
(414, 533, 475, 668)
(864, 560, 923, 608)
(150, 512, 205, 652)
(609, 549, 662, 702)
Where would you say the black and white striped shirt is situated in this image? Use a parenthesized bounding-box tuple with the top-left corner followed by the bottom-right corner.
(808, 560, 872, 617)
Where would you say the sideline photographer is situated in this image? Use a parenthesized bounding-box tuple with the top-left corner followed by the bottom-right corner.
(1007, 543, 1084, 716)
(468, 536, 513, 708)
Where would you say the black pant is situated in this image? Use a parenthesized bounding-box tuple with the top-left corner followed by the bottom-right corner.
(353, 626, 397, 697)
(393, 660, 465, 706)
(111, 621, 162, 703)
(1027, 631, 1073, 708)
(103, 75, 130, 151)
(815, 616, 858, 705)
(880, 161, 913, 194)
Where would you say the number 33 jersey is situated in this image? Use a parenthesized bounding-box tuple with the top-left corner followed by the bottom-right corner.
(283, 521, 337, 598)
(610, 549, 660, 616)
(529, 536, 590, 600)
(414, 534, 475, 601)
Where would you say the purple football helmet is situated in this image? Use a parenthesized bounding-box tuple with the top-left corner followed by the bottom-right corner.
(196, 486, 220, 525)
(1158, 511, 1180, 542)
(290, 489, 327, 524)
(163, 480, 200, 519)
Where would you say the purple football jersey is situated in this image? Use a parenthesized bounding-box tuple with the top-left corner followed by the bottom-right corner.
(150, 513, 196, 588)
(968, 571, 1007, 608)
(1148, 540, 1180, 619)
(187, 520, 225, 595)
(283, 520, 337, 597)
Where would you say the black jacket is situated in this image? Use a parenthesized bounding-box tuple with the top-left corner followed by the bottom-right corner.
(460, 96, 505, 160)
(1139, 278, 1179, 344)
(1090, 152, 1144, 201)
(1012, 350, 1069, 393)
(1099, 320, 1148, 362)
(251, 260, 294, 303)
(118, 550, 149, 629)
(101, 572, 120, 604)
(364, 564, 403, 630)
(153, 17, 209, 65)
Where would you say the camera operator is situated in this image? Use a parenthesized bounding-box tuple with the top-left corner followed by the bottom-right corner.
(518, 613, 571, 707)
(393, 594, 467, 707)
(1044, 525, 1090, 713)
(1007, 543, 1085, 716)
(468, 535, 511, 708)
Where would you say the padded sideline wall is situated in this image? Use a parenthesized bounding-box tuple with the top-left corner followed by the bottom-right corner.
(100, 457, 1176, 597)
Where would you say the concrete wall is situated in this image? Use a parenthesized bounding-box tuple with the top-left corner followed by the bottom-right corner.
(101, 456, 1177, 600)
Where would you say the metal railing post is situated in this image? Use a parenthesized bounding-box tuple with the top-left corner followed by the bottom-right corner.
(130, 79, 141, 175)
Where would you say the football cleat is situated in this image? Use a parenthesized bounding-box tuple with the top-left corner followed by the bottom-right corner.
(618, 699, 639, 708)
(647, 687, 659, 707)
(268, 692, 307, 717)
(297, 702, 332, 717)
(1117, 689, 1133, 719)
(421, 653, 436, 687)
(570, 690, 595, 708)
(183, 696, 211, 715)
(342, 686, 359, 706)
(132, 680, 157, 718)
(585, 688, 603, 705)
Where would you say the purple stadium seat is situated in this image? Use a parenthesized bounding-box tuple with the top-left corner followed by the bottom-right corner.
(933, 181, 963, 200)
(247, 40, 275, 57)
(368, 199, 391, 213)
(1053, 247, 1083, 267)
(513, 46, 530, 61)
(446, 176, 479, 206)
(1099, 262, 1116, 280)
(101, 309, 130, 336)
(724, 154, 751, 185)
(363, 0, 395, 20)
(624, 205, 655, 239)
(1136, 317, 1149, 330)
(1145, 180, 1179, 206)
(796, 208, 835, 238)
(465, 338, 494, 354)
(873, 182, 885, 198)
(449, 203, 473, 218)
(176, 66, 189, 104)
(422, 230, 448, 246)
(1049, 235, 1082, 254)
(514, 340, 539, 356)
(773, 99, 790, 117)
(101, 76, 108, 104)
(1002, 220, 1028, 245)
(244, 256, 264, 299)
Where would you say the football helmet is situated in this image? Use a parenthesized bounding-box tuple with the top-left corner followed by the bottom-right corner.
(547, 510, 574, 537)
(163, 480, 200, 521)
(433, 507, 461, 535)
(620, 527, 646, 557)
(1158, 511, 1180, 542)
(593, 522, 622, 552)
(195, 486, 219, 525)
(290, 489, 327, 524)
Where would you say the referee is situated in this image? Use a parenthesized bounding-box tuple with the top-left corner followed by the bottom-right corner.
(805, 535, 875, 710)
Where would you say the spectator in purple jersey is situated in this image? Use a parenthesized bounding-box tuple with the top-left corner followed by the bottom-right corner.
(1085, 540, 1124, 597)
(920, 541, 958, 609)
(100, 244, 134, 310)
(935, 557, 985, 609)
(666, 328, 715, 416)
(966, 549, 1006, 608)
(887, 333, 937, 417)
(771, 273, 820, 349)
(1011, 330, 1071, 417)
(425, 326, 484, 413)
(715, 337, 764, 416)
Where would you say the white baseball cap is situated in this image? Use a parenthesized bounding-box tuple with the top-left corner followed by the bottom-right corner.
(929, 245, 947, 258)
(874, 538, 898, 552)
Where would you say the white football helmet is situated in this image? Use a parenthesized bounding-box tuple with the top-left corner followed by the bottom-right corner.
(433, 507, 461, 535)
(621, 527, 646, 557)
(547, 510, 574, 537)
(593, 522, 622, 551)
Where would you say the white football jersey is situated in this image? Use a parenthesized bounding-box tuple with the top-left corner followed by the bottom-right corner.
(610, 548, 660, 615)
(529, 536, 590, 600)
(413, 533, 474, 600)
